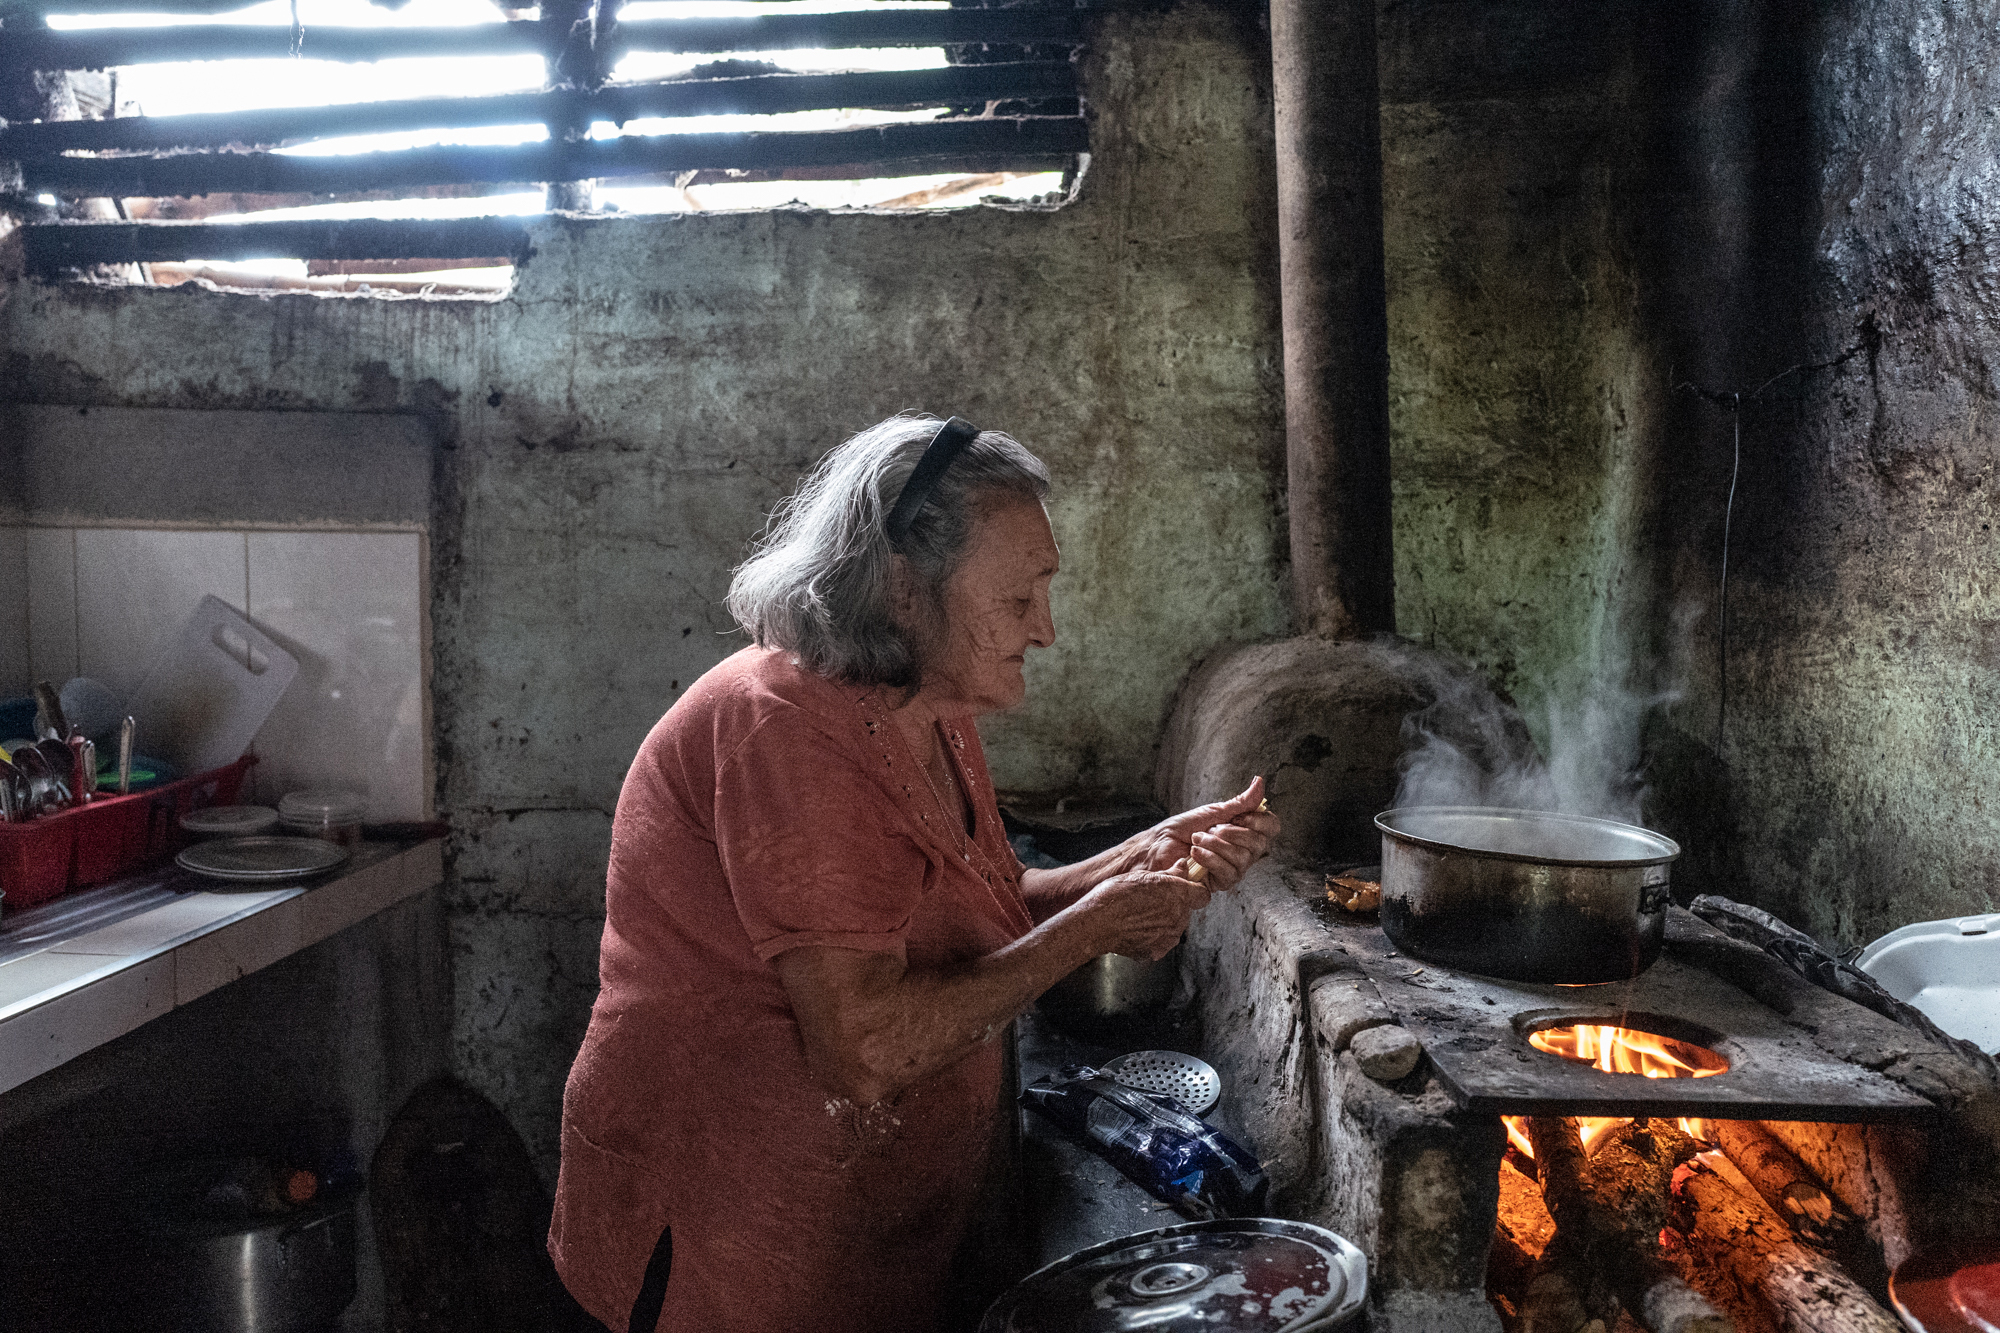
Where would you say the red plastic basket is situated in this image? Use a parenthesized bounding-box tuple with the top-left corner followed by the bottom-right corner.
(0, 756, 255, 911)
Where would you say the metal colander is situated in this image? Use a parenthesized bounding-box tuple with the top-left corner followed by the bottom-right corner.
(1102, 1050, 1222, 1116)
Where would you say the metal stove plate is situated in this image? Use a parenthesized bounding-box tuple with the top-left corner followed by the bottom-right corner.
(1333, 912, 1935, 1122)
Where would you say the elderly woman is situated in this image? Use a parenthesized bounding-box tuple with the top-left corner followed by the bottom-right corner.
(549, 414, 1278, 1333)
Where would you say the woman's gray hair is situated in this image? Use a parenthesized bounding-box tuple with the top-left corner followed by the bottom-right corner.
(727, 413, 1052, 688)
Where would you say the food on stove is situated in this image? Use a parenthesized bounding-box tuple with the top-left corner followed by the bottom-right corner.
(1326, 873, 1382, 912)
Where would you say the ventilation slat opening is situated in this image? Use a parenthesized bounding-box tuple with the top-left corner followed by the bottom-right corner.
(1, 0, 1088, 294)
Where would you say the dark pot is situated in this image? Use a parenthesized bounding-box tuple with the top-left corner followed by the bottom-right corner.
(1375, 807, 1680, 984)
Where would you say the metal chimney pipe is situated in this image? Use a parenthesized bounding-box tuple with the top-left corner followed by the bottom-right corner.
(1272, 0, 1396, 639)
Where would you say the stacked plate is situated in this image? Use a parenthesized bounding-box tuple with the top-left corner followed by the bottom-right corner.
(176, 837, 347, 884)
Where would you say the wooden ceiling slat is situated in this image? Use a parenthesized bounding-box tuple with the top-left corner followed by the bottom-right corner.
(23, 215, 538, 270)
(23, 114, 1087, 198)
(0, 9, 1084, 72)
(0, 62, 1077, 157)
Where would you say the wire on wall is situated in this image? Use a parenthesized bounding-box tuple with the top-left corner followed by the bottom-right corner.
(1675, 335, 1870, 756)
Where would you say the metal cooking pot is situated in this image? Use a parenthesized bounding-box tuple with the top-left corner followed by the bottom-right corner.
(980, 1216, 1368, 1331)
(9, 1187, 356, 1333)
(1038, 944, 1184, 1027)
(1374, 807, 1681, 984)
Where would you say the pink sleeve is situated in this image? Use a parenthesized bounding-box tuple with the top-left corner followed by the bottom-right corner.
(713, 711, 936, 961)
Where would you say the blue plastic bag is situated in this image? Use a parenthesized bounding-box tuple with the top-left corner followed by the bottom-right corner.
(1021, 1065, 1268, 1220)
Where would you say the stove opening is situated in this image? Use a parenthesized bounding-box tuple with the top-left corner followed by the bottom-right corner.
(1504, 1024, 1728, 1161)
(1528, 1022, 1729, 1078)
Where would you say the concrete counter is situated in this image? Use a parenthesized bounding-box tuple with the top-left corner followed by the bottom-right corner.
(0, 838, 443, 1096)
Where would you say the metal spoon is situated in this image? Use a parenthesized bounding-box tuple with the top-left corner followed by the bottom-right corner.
(36, 740, 78, 808)
(11, 744, 54, 816)
(118, 716, 135, 796)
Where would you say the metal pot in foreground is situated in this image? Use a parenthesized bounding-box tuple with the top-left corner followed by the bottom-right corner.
(980, 1217, 1367, 1332)
(1374, 807, 1681, 985)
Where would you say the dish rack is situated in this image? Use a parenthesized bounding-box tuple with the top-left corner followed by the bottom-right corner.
(0, 756, 256, 911)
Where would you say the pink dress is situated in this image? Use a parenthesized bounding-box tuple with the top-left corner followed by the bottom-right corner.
(549, 647, 1034, 1333)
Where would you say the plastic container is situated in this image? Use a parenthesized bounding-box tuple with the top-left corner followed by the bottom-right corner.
(1857, 913, 2000, 1055)
(278, 790, 366, 847)
(180, 806, 281, 839)
(0, 756, 255, 910)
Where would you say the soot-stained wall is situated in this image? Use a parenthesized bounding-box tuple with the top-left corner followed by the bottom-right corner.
(1380, 0, 2000, 946)
(12, 0, 1994, 1182)
(0, 4, 1287, 1175)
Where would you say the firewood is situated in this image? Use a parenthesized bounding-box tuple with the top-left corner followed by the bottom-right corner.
(1592, 1123, 1774, 1333)
(1711, 1121, 1852, 1247)
(1517, 1264, 1598, 1333)
(1490, 1159, 1558, 1319)
(1672, 1151, 1902, 1333)
(1527, 1118, 1734, 1333)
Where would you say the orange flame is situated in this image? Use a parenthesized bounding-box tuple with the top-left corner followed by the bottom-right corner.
(1504, 1024, 1728, 1161)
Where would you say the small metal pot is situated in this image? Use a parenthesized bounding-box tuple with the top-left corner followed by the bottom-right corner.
(1038, 945, 1184, 1024)
(1374, 807, 1680, 984)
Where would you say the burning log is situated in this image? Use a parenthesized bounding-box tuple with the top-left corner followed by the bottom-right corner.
(1489, 1160, 1558, 1321)
(1527, 1117, 1734, 1333)
(1672, 1151, 1902, 1333)
(1517, 1263, 1598, 1333)
(1709, 1121, 1852, 1247)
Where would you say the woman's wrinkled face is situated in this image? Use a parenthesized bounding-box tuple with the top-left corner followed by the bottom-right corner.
(927, 497, 1059, 715)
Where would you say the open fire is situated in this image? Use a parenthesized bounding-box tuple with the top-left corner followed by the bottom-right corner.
(1504, 1023, 1730, 1158)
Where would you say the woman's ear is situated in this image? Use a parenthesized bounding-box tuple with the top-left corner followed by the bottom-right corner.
(887, 553, 919, 621)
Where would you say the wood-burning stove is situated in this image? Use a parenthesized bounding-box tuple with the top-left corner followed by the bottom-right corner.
(1186, 858, 2000, 1333)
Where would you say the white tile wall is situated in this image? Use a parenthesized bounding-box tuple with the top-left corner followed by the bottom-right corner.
(25, 528, 77, 687)
(0, 527, 26, 694)
(247, 532, 427, 821)
(76, 529, 250, 699)
(14, 527, 427, 820)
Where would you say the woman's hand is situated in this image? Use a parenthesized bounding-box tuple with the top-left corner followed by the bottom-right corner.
(1074, 867, 1213, 960)
(1129, 776, 1281, 894)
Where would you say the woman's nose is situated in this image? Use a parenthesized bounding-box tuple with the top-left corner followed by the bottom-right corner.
(1029, 593, 1056, 648)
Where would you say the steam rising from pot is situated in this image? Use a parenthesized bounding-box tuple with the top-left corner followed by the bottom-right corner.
(1387, 609, 1697, 826)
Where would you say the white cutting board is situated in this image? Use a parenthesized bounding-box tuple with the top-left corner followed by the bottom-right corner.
(126, 596, 300, 775)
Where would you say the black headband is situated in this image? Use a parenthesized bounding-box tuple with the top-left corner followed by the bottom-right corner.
(885, 416, 980, 545)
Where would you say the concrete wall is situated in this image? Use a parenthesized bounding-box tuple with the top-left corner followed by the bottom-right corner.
(1378, 0, 2000, 946)
(13, 0, 1997, 1192)
(0, 3, 1289, 1175)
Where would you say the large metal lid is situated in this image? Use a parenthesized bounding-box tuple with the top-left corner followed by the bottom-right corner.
(979, 1218, 1367, 1332)
(1376, 806, 1680, 867)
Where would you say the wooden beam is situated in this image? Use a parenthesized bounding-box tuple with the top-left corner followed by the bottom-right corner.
(22, 216, 538, 271)
(0, 63, 1077, 157)
(23, 115, 1088, 198)
(0, 10, 1084, 72)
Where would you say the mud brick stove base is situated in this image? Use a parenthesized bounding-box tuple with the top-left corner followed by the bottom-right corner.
(1184, 857, 2000, 1333)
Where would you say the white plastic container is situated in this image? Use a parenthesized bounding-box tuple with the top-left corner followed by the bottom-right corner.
(1857, 913, 2000, 1055)
(180, 805, 281, 839)
(278, 789, 367, 847)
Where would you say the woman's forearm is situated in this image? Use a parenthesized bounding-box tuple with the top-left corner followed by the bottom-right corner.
(1019, 839, 1143, 921)
(775, 865, 1204, 1105)
(774, 906, 1112, 1104)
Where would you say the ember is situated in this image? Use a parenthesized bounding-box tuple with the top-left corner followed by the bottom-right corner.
(1506, 1024, 1729, 1158)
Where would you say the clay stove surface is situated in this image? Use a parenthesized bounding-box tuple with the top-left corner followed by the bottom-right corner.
(1331, 908, 1935, 1122)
